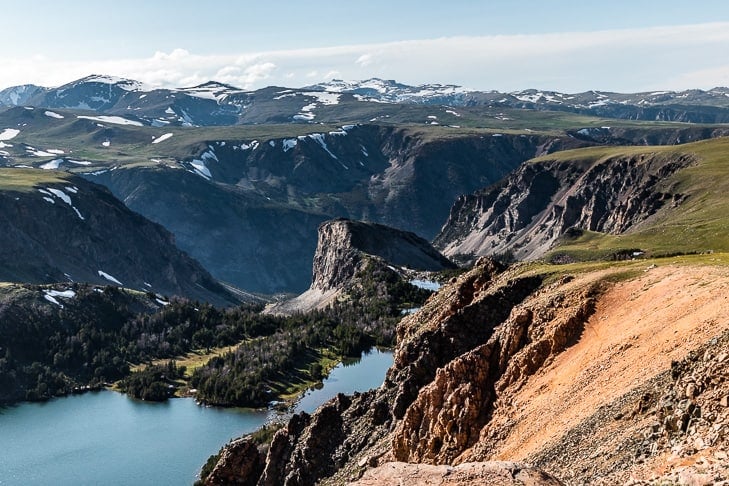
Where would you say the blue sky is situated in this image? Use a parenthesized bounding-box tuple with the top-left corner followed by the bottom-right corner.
(2, 0, 729, 92)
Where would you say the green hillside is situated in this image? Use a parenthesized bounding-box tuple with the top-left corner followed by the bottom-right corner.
(546, 136, 729, 259)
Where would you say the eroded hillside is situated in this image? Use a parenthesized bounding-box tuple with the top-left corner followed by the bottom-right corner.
(436, 137, 729, 265)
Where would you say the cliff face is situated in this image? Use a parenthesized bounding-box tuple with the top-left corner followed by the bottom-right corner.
(0, 169, 235, 306)
(208, 258, 729, 485)
(311, 219, 455, 292)
(267, 218, 455, 314)
(434, 151, 696, 262)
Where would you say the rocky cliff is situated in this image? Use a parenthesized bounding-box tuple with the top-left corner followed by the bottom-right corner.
(0, 169, 236, 306)
(434, 149, 696, 263)
(206, 257, 729, 485)
(267, 218, 455, 314)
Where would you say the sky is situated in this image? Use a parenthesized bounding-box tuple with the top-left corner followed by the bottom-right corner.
(2, 0, 729, 93)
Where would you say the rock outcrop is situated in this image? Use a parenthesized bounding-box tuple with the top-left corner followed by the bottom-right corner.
(267, 218, 455, 314)
(434, 150, 696, 263)
(206, 438, 264, 486)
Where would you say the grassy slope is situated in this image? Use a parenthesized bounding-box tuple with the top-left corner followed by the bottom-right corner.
(0, 167, 70, 192)
(536, 136, 729, 259)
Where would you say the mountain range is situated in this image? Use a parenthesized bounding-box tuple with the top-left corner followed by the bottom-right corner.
(3, 74, 729, 484)
(4, 75, 729, 294)
(3, 75, 729, 127)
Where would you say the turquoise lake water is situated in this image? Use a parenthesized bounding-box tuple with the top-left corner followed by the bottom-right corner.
(0, 349, 393, 486)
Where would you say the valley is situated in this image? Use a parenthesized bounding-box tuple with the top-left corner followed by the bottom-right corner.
(2, 74, 729, 485)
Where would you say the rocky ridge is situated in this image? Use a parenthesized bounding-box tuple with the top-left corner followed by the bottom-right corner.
(267, 218, 454, 314)
(206, 258, 729, 485)
(434, 149, 698, 263)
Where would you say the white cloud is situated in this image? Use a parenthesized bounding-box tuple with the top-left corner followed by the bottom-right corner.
(324, 70, 341, 80)
(2, 22, 729, 93)
(356, 54, 373, 67)
(242, 62, 277, 84)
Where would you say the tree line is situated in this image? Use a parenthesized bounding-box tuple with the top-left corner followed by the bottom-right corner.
(0, 262, 432, 406)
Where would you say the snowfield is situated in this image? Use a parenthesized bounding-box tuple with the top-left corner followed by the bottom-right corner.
(98, 270, 123, 286)
(77, 115, 143, 127)
(152, 133, 174, 144)
(0, 128, 20, 140)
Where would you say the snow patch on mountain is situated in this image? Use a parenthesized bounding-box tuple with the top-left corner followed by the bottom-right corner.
(44, 110, 64, 119)
(294, 103, 317, 121)
(304, 133, 348, 169)
(77, 115, 143, 127)
(190, 159, 211, 179)
(178, 82, 238, 102)
(152, 133, 174, 144)
(44, 289, 76, 304)
(40, 159, 64, 169)
(302, 92, 340, 105)
(239, 141, 259, 151)
(45, 187, 85, 220)
(282, 138, 298, 152)
(310, 78, 469, 104)
(98, 270, 123, 286)
(27, 147, 58, 157)
(0, 128, 20, 140)
(274, 92, 297, 100)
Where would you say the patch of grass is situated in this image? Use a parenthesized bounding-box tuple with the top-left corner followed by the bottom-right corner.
(0, 168, 69, 192)
(130, 343, 240, 377)
(517, 252, 729, 289)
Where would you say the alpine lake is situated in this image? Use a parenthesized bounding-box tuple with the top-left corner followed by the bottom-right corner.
(0, 348, 393, 486)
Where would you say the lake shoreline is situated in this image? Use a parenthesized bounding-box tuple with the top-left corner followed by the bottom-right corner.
(0, 349, 394, 486)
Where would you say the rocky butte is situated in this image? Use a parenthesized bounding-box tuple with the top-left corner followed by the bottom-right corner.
(266, 218, 455, 315)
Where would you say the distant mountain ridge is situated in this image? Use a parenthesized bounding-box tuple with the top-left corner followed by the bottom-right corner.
(3, 75, 729, 125)
(0, 169, 238, 306)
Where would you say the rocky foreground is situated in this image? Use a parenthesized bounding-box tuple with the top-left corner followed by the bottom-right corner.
(206, 257, 729, 485)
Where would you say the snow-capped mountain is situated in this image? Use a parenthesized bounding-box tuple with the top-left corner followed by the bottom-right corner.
(304, 78, 471, 104)
(0, 84, 45, 106)
(2, 75, 729, 125)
